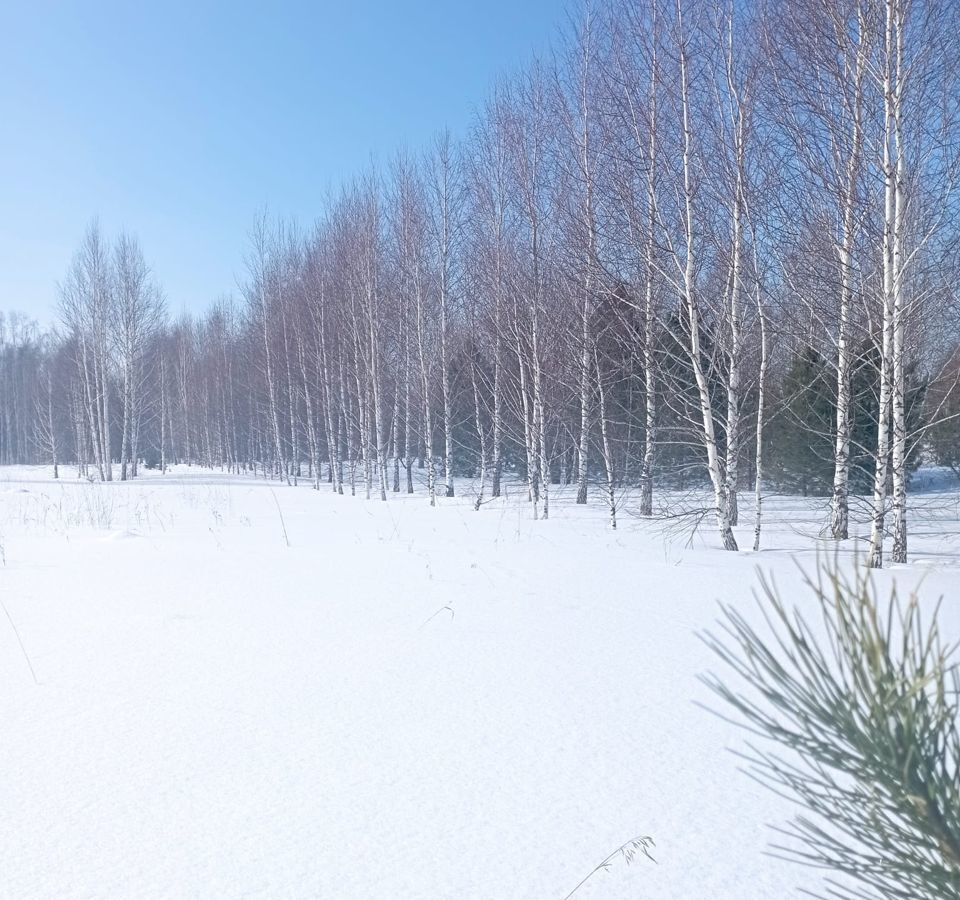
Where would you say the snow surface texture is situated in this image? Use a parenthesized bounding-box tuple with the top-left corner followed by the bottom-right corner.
(1, 466, 958, 899)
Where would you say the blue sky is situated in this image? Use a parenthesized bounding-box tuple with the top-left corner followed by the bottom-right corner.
(1, 0, 564, 323)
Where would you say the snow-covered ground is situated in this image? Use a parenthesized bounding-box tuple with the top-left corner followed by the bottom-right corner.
(1, 465, 958, 899)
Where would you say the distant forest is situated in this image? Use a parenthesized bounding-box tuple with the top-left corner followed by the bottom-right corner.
(1, 0, 959, 566)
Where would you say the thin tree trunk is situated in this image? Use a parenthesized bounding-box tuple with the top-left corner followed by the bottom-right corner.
(889, 5, 908, 565)
(594, 348, 616, 529)
(830, 9, 868, 542)
(753, 275, 768, 552)
(677, 16, 736, 551)
(868, 10, 899, 570)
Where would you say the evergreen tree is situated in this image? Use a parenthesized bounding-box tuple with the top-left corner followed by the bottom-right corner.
(849, 340, 927, 493)
(704, 563, 960, 899)
(925, 346, 960, 476)
(767, 343, 926, 497)
(767, 347, 835, 496)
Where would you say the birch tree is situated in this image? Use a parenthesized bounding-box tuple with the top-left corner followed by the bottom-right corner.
(664, 0, 738, 550)
(113, 233, 165, 480)
(425, 131, 463, 498)
(59, 221, 114, 482)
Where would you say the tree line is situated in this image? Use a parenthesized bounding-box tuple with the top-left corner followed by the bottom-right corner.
(1, 0, 959, 566)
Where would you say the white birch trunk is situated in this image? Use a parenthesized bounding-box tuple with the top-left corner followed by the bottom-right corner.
(889, 3, 908, 565)
(594, 348, 616, 529)
(677, 11, 737, 551)
(868, 4, 899, 569)
(830, 8, 869, 542)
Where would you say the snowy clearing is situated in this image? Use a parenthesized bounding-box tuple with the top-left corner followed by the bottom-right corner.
(1, 466, 958, 899)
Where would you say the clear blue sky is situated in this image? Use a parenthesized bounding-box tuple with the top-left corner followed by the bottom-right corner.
(1, 0, 564, 323)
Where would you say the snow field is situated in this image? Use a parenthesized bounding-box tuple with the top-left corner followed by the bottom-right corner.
(1, 466, 958, 899)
